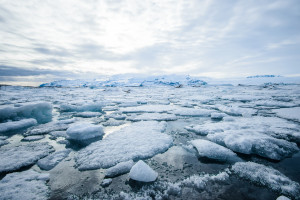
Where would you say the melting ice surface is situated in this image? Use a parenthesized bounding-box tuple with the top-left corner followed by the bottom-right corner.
(0, 76, 300, 199)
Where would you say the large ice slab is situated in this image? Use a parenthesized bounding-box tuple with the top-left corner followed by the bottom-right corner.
(0, 142, 54, 173)
(0, 118, 37, 133)
(37, 149, 71, 170)
(207, 131, 298, 160)
(129, 160, 158, 182)
(190, 139, 240, 162)
(273, 107, 300, 122)
(66, 122, 104, 141)
(75, 121, 172, 170)
(232, 162, 300, 199)
(0, 102, 52, 123)
(0, 170, 50, 200)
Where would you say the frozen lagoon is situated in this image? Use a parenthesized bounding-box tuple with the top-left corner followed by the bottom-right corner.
(0, 83, 300, 199)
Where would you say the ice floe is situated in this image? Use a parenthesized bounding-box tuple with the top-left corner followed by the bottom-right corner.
(129, 160, 158, 182)
(232, 162, 300, 199)
(37, 149, 71, 170)
(105, 160, 134, 178)
(0, 142, 54, 173)
(172, 108, 212, 117)
(0, 118, 37, 133)
(127, 113, 177, 121)
(190, 139, 240, 162)
(0, 170, 50, 200)
(207, 131, 298, 160)
(60, 102, 103, 112)
(22, 135, 45, 141)
(74, 112, 102, 118)
(75, 121, 172, 170)
(66, 122, 104, 141)
(0, 102, 52, 123)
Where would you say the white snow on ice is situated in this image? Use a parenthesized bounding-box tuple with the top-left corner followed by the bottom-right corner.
(75, 121, 172, 170)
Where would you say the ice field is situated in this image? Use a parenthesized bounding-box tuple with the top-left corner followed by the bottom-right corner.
(0, 77, 300, 200)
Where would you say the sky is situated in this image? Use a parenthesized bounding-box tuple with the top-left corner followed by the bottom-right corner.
(0, 0, 300, 86)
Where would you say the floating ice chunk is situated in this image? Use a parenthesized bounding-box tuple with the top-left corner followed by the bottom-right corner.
(0, 118, 37, 133)
(50, 131, 68, 138)
(0, 142, 54, 173)
(76, 121, 172, 170)
(127, 113, 177, 122)
(208, 131, 299, 160)
(129, 160, 158, 182)
(273, 107, 300, 122)
(232, 162, 300, 199)
(210, 112, 227, 120)
(120, 105, 175, 113)
(60, 103, 102, 112)
(172, 108, 212, 117)
(254, 100, 296, 108)
(102, 119, 125, 126)
(276, 196, 291, 200)
(74, 112, 102, 118)
(104, 113, 126, 120)
(22, 135, 45, 141)
(190, 139, 240, 162)
(215, 104, 255, 117)
(25, 121, 69, 136)
(66, 122, 104, 141)
(37, 149, 71, 170)
(0, 170, 50, 200)
(0, 136, 8, 140)
(101, 178, 112, 187)
(0, 140, 9, 147)
(0, 102, 52, 123)
(105, 160, 134, 178)
(185, 124, 222, 136)
(181, 171, 229, 190)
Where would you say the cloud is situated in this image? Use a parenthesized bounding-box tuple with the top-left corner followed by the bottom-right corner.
(0, 0, 300, 85)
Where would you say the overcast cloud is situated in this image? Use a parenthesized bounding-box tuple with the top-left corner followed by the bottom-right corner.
(0, 0, 300, 85)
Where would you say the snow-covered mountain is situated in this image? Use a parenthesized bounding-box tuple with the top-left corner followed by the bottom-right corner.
(39, 74, 300, 88)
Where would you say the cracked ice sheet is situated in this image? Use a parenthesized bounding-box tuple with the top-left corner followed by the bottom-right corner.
(232, 162, 300, 199)
(0, 142, 54, 173)
(0, 170, 50, 200)
(75, 121, 172, 170)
